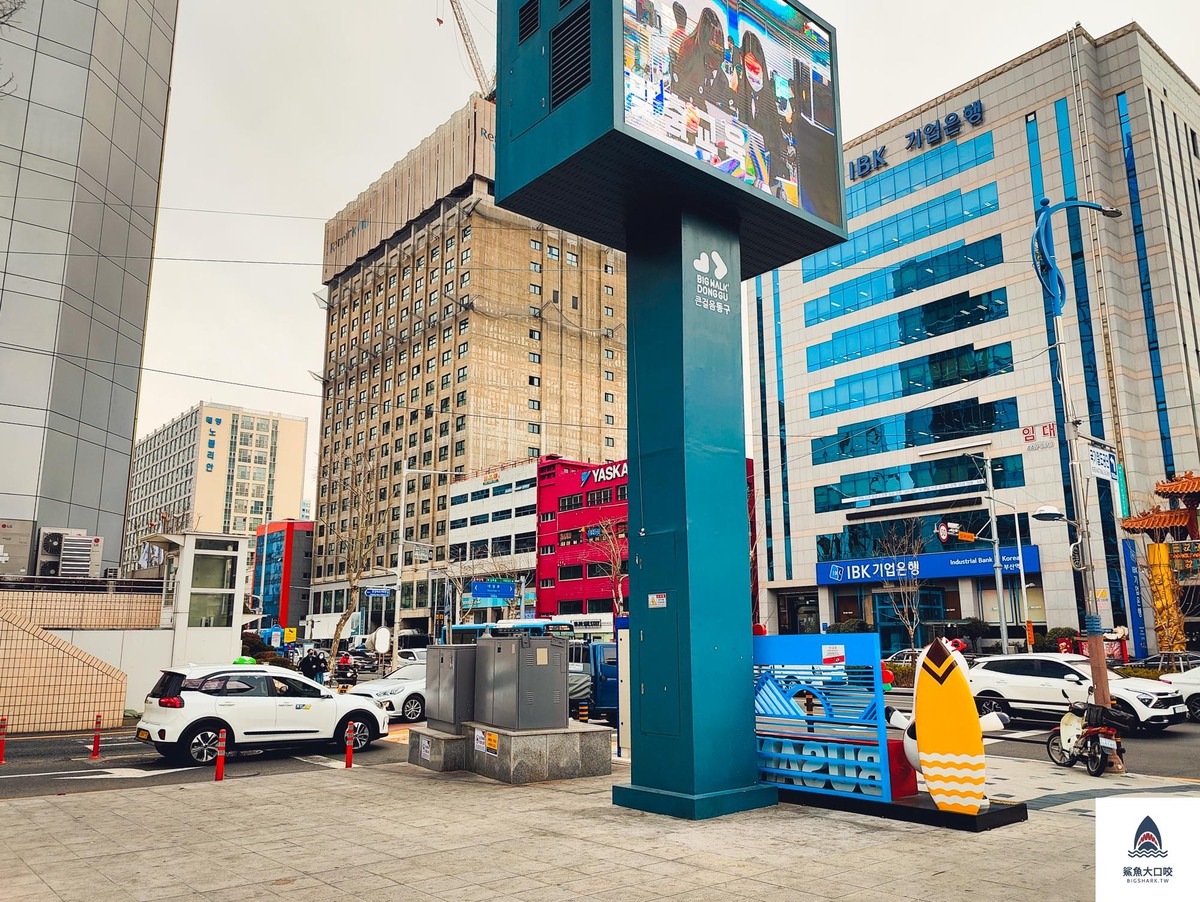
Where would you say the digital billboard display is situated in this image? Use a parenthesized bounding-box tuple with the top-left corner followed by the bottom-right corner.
(623, 0, 841, 228)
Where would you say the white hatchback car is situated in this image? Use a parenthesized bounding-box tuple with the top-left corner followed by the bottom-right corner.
(349, 662, 427, 722)
(968, 652, 1188, 732)
(136, 664, 389, 765)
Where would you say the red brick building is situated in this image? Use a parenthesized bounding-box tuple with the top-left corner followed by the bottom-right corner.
(535, 456, 629, 634)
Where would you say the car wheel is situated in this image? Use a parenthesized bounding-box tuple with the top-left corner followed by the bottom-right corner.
(976, 695, 1009, 717)
(400, 694, 425, 723)
(1187, 695, 1200, 724)
(177, 723, 227, 766)
(335, 715, 374, 752)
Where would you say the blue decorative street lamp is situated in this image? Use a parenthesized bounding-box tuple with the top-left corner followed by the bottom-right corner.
(1030, 196, 1121, 707)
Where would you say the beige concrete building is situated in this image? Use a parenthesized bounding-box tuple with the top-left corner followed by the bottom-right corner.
(122, 402, 307, 571)
(313, 95, 627, 634)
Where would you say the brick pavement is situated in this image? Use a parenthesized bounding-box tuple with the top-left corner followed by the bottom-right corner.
(1, 755, 1197, 901)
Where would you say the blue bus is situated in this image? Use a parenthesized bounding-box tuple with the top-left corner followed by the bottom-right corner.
(443, 619, 576, 645)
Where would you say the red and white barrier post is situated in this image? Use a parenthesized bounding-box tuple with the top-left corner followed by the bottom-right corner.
(345, 723, 354, 768)
(89, 714, 102, 760)
(215, 728, 226, 781)
(0, 715, 7, 765)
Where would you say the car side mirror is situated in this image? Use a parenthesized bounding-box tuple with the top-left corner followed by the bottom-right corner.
(1064, 673, 1084, 684)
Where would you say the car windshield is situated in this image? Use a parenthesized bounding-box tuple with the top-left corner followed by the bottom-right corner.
(384, 664, 425, 680)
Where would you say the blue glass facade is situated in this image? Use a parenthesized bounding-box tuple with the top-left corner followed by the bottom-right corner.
(817, 511, 1029, 563)
(754, 278, 775, 581)
(804, 236, 1004, 326)
(254, 530, 286, 622)
(811, 398, 1020, 465)
(807, 288, 1008, 371)
(771, 271, 794, 580)
(845, 133, 995, 219)
(1117, 91, 1175, 477)
(802, 183, 999, 281)
(809, 342, 1013, 418)
(814, 454, 1024, 514)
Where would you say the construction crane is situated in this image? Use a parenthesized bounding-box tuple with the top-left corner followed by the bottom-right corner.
(437, 0, 494, 96)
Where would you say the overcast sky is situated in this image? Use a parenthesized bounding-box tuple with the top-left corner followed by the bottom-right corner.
(138, 0, 1200, 503)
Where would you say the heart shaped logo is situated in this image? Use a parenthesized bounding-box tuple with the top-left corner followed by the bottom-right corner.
(711, 251, 728, 280)
(692, 252, 710, 274)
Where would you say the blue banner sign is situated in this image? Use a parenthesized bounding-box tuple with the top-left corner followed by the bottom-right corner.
(753, 633, 892, 802)
(364, 588, 391, 598)
(816, 546, 1040, 585)
(471, 580, 517, 599)
(1121, 539, 1148, 658)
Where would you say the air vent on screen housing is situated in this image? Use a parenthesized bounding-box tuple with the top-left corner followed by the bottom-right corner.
(550, 3, 590, 109)
(518, 0, 539, 43)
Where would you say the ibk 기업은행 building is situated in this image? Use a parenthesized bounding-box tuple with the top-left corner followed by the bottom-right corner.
(752, 24, 1200, 654)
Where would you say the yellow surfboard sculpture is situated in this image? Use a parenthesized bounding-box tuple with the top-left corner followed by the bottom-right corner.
(913, 639, 987, 815)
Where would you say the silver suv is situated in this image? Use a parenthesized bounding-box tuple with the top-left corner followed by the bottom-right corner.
(136, 664, 389, 765)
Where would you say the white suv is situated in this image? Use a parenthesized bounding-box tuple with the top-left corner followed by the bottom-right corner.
(136, 664, 389, 765)
(968, 652, 1187, 732)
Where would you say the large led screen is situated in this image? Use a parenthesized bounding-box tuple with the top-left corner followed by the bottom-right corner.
(623, 0, 840, 227)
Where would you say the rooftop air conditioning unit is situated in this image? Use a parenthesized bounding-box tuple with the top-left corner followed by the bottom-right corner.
(36, 527, 87, 577)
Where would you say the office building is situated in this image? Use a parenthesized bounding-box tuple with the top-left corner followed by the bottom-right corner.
(251, 520, 313, 629)
(312, 96, 627, 634)
(751, 24, 1200, 653)
(123, 402, 308, 570)
(0, 0, 178, 574)
(446, 459, 539, 626)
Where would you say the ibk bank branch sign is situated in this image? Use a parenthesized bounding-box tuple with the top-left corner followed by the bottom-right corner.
(816, 546, 1041, 585)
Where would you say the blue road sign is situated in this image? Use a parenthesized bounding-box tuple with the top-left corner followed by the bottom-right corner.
(471, 580, 516, 600)
(364, 588, 391, 598)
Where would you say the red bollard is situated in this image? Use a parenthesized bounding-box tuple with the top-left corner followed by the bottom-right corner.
(0, 715, 7, 766)
(345, 722, 354, 768)
(215, 728, 226, 781)
(89, 714, 102, 760)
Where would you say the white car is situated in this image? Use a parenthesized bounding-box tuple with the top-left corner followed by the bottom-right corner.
(1158, 666, 1200, 722)
(349, 663, 427, 722)
(136, 664, 389, 765)
(968, 652, 1187, 732)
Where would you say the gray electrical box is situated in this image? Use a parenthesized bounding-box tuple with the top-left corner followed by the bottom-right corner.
(474, 636, 568, 730)
(425, 644, 476, 734)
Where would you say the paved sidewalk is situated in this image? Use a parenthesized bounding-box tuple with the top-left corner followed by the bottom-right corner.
(2, 755, 1197, 902)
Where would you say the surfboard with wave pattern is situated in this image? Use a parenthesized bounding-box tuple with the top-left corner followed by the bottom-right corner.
(914, 639, 987, 815)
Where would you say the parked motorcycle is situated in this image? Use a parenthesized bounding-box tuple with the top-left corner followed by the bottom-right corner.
(1046, 690, 1131, 777)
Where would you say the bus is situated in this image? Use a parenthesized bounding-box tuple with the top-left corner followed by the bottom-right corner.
(443, 619, 576, 645)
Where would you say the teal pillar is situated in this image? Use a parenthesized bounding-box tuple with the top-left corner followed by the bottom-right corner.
(612, 210, 777, 819)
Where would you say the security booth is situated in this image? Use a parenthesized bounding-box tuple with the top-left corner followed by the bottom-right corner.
(497, 0, 846, 819)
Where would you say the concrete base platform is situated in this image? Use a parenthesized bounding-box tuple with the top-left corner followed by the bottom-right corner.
(613, 782, 779, 820)
(407, 726, 468, 772)
(409, 720, 612, 784)
(777, 786, 1029, 832)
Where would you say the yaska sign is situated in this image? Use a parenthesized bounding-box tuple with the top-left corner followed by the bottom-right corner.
(581, 461, 627, 487)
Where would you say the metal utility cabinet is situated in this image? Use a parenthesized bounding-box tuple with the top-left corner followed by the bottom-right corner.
(426, 644, 476, 734)
(474, 636, 568, 730)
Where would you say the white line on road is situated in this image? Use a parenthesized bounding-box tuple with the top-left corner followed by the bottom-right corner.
(56, 767, 195, 780)
(0, 769, 89, 780)
(292, 754, 349, 769)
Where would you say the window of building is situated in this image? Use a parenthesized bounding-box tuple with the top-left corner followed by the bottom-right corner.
(530, 284, 541, 295)
(559, 493, 583, 512)
(514, 531, 536, 554)
(529, 375, 540, 386)
(604, 263, 614, 274)
(558, 564, 583, 581)
(604, 392, 614, 403)
(530, 261, 542, 272)
(604, 371, 614, 381)
(527, 446, 540, 457)
(605, 437, 615, 447)
(529, 329, 541, 341)
(528, 399, 540, 410)
(586, 488, 613, 506)
(529, 352, 541, 364)
(548, 246, 560, 260)
(539, 578, 555, 589)
(530, 238, 542, 250)
(566, 252, 578, 266)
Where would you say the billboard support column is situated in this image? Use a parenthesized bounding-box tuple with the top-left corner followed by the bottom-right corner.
(612, 209, 776, 820)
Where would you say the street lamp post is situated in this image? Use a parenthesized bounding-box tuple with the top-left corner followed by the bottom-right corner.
(992, 498, 1031, 650)
(1032, 195, 1122, 706)
(919, 441, 1011, 653)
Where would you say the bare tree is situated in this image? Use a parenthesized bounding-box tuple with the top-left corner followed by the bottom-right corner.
(876, 518, 927, 650)
(1, 1, 27, 95)
(321, 453, 384, 684)
(581, 517, 629, 616)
